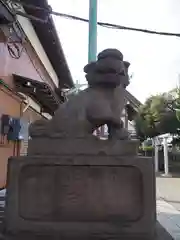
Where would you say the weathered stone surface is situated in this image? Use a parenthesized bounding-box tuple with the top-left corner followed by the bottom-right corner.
(2, 223, 174, 240)
(29, 49, 130, 142)
(4, 49, 159, 240)
(28, 138, 139, 156)
(29, 84, 128, 139)
(97, 48, 124, 61)
(5, 155, 156, 239)
(84, 59, 125, 75)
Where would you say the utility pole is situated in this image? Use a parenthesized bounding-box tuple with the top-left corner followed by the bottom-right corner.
(66, 1, 98, 97)
(88, 0, 97, 63)
(88, 0, 103, 137)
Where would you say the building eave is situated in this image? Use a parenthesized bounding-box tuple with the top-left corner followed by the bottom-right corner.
(19, 0, 74, 89)
(125, 90, 142, 109)
(13, 74, 60, 115)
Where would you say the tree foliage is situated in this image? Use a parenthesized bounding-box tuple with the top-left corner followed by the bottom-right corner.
(135, 90, 180, 141)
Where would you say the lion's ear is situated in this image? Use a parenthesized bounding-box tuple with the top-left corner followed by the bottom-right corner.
(123, 61, 130, 69)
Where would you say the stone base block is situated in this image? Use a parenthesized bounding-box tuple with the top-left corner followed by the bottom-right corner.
(5, 155, 156, 239)
(3, 222, 174, 240)
(28, 138, 139, 156)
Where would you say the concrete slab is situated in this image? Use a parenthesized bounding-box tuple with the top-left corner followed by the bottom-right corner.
(156, 221, 174, 240)
(156, 174, 180, 239)
(156, 175, 180, 211)
(157, 199, 180, 239)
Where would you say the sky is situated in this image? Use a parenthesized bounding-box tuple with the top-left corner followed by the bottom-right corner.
(49, 0, 180, 103)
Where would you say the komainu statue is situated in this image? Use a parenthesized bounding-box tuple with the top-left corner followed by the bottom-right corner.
(5, 50, 158, 240)
(29, 49, 130, 140)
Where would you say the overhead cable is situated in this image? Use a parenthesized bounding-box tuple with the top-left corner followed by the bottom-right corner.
(6, 0, 180, 37)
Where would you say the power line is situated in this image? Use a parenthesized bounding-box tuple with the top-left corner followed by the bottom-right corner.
(6, 0, 180, 38)
(58, 13, 180, 37)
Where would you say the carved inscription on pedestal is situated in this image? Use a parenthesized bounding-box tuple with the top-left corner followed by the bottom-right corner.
(19, 165, 143, 222)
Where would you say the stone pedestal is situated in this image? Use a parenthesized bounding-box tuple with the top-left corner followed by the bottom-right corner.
(5, 151, 156, 239)
(3, 49, 173, 239)
(28, 138, 139, 156)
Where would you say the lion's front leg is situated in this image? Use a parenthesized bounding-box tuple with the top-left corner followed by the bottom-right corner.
(108, 120, 129, 140)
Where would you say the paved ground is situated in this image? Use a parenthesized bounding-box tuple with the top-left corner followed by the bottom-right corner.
(156, 221, 174, 240)
(156, 174, 180, 239)
(156, 175, 180, 211)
